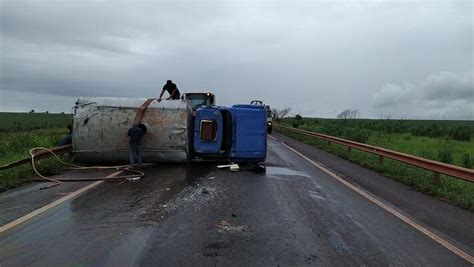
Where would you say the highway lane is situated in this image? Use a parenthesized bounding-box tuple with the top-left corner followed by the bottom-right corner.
(0, 135, 472, 266)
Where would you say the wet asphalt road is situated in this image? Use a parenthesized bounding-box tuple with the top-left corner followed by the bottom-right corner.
(0, 135, 473, 266)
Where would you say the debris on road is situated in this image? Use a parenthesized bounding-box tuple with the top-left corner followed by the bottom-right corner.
(217, 164, 240, 172)
(158, 182, 218, 215)
(230, 165, 240, 172)
(217, 220, 247, 233)
(218, 162, 266, 173)
(127, 176, 141, 181)
(209, 176, 215, 180)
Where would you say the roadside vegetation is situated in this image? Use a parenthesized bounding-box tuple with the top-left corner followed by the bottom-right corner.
(277, 116, 474, 211)
(0, 112, 73, 191)
(0, 112, 72, 132)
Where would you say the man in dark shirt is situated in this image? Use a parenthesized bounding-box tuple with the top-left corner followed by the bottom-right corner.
(158, 80, 180, 102)
(127, 124, 146, 169)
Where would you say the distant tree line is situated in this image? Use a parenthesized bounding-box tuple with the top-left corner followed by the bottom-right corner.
(279, 108, 473, 142)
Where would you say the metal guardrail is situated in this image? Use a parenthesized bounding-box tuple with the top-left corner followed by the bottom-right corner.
(275, 125, 474, 183)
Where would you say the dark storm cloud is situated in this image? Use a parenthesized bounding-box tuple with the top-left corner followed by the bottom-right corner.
(0, 0, 472, 119)
(422, 71, 473, 101)
(372, 70, 473, 109)
(372, 70, 473, 119)
(1, 2, 136, 54)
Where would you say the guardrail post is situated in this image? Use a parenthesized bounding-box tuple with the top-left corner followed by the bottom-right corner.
(379, 155, 384, 165)
(347, 147, 352, 153)
(433, 172, 441, 185)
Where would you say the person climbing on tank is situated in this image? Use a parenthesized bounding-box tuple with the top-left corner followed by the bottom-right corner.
(127, 123, 147, 170)
(157, 80, 180, 102)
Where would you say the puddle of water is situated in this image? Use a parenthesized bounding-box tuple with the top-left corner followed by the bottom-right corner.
(265, 167, 310, 178)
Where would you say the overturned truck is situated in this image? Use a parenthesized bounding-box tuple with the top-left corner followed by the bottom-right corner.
(73, 97, 267, 163)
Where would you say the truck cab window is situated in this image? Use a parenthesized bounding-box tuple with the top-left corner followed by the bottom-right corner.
(200, 120, 217, 141)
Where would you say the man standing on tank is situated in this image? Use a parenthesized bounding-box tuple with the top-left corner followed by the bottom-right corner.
(158, 80, 180, 102)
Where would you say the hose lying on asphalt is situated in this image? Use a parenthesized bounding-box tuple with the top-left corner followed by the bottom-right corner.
(29, 147, 147, 189)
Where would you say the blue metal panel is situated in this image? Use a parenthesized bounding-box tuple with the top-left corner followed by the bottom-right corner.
(193, 107, 223, 154)
(230, 105, 267, 161)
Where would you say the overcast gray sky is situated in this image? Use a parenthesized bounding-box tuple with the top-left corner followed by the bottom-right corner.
(0, 0, 472, 119)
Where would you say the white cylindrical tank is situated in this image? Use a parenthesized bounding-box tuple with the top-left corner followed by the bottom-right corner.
(72, 97, 192, 163)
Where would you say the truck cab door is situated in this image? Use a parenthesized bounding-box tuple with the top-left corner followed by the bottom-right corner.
(193, 107, 223, 155)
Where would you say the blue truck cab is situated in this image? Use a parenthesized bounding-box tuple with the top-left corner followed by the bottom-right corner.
(193, 104, 267, 162)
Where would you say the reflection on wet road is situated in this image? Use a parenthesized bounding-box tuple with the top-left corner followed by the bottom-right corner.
(265, 166, 310, 177)
(0, 163, 217, 266)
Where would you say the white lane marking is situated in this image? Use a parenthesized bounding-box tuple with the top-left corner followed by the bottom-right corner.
(0, 170, 123, 233)
(280, 141, 474, 264)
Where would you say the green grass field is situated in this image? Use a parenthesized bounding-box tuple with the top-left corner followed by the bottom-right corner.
(0, 112, 73, 132)
(277, 117, 474, 211)
(287, 117, 474, 142)
(0, 112, 73, 191)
